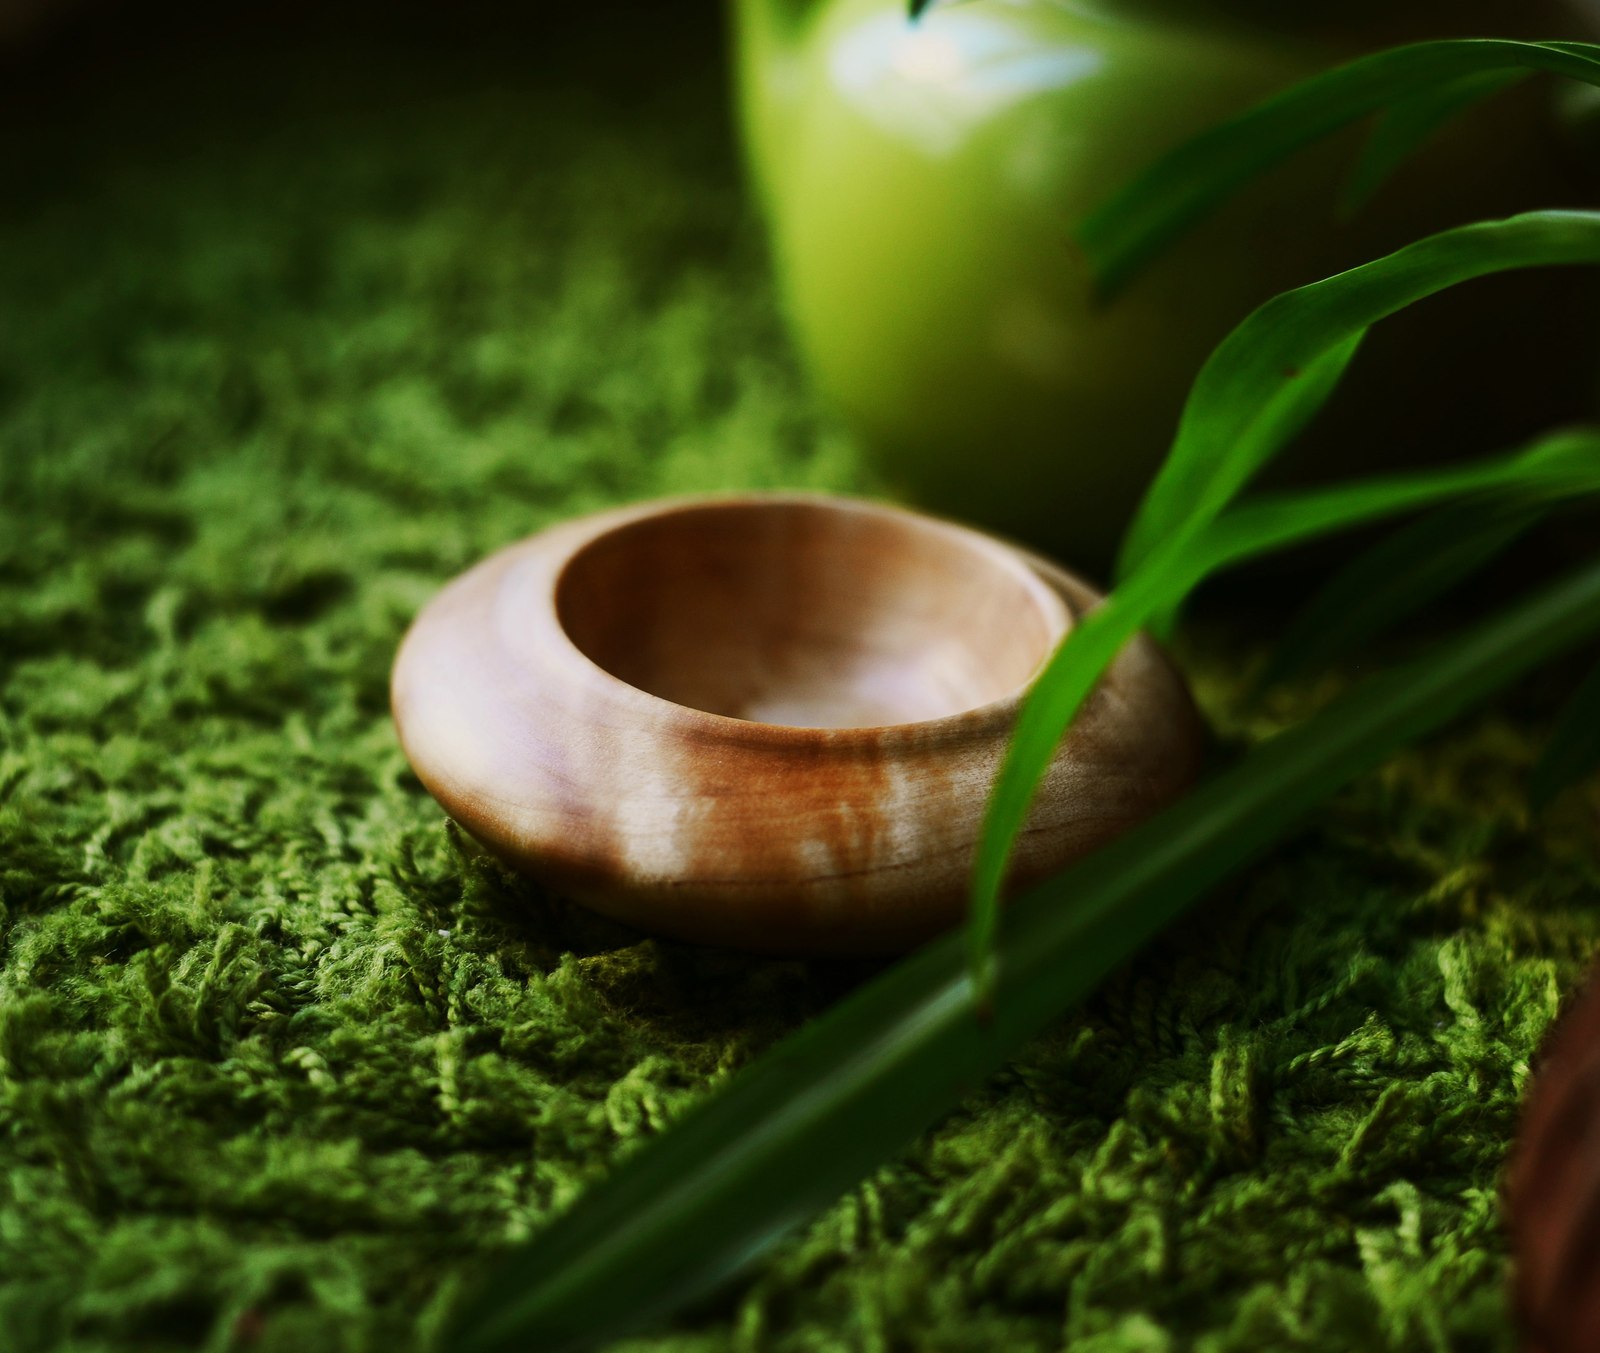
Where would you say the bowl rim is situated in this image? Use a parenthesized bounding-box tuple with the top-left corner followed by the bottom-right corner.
(504, 489, 1077, 748)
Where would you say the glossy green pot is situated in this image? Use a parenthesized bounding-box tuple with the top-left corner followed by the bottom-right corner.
(732, 0, 1600, 563)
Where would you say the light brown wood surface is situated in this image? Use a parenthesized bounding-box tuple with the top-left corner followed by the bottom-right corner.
(391, 494, 1205, 954)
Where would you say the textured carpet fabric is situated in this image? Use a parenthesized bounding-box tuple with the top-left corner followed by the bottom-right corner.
(4, 12, 1600, 1353)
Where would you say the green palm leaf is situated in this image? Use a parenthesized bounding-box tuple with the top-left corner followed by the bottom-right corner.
(1117, 212, 1600, 581)
(1255, 497, 1546, 696)
(1077, 39, 1600, 299)
(968, 430, 1600, 995)
(1341, 69, 1527, 212)
(971, 214, 1600, 991)
(1531, 654, 1600, 808)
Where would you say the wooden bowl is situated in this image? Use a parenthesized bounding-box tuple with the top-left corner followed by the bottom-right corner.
(391, 494, 1204, 953)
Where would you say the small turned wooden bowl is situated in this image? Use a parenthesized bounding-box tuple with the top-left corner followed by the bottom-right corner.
(391, 494, 1204, 954)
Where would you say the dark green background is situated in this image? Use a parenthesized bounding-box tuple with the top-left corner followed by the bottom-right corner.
(4, 5, 1600, 1350)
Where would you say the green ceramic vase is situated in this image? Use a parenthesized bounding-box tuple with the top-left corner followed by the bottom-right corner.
(732, 0, 1600, 563)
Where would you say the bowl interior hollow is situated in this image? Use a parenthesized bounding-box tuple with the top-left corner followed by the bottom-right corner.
(553, 500, 1064, 729)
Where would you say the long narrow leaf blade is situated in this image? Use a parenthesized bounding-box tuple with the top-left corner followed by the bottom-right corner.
(1189, 437, 1600, 576)
(1077, 39, 1600, 298)
(1531, 655, 1600, 808)
(1117, 211, 1600, 580)
(1341, 70, 1528, 213)
(451, 554, 1600, 1353)
(1256, 498, 1544, 695)
(970, 431, 1600, 986)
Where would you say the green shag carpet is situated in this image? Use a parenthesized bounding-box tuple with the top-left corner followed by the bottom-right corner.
(4, 10, 1600, 1352)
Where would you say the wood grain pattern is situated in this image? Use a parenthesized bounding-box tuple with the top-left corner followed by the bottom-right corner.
(1508, 964, 1600, 1353)
(391, 494, 1205, 953)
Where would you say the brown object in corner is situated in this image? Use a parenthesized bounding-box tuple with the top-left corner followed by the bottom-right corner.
(1508, 963, 1600, 1353)
(391, 493, 1205, 954)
